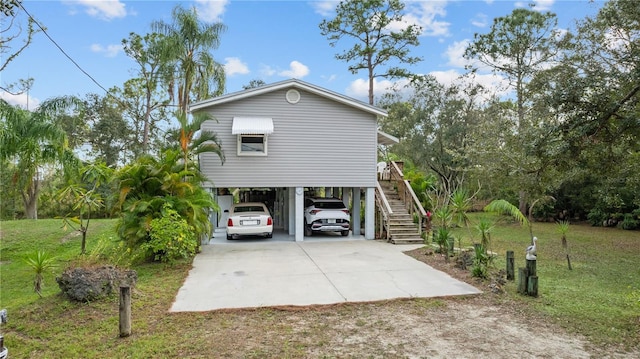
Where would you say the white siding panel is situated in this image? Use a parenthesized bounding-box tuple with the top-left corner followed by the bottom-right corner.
(198, 88, 378, 188)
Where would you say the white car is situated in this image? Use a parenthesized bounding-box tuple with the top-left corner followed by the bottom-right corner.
(226, 202, 273, 240)
(304, 197, 350, 236)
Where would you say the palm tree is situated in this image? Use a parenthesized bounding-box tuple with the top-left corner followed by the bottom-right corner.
(556, 220, 572, 270)
(166, 110, 225, 172)
(152, 5, 226, 114)
(0, 97, 81, 219)
(113, 149, 217, 256)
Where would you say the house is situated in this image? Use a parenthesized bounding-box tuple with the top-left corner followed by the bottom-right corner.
(190, 79, 398, 241)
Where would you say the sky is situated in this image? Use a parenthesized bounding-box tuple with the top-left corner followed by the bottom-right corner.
(2, 0, 606, 110)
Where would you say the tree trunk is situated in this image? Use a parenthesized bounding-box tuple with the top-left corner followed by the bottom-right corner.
(81, 229, 88, 255)
(518, 190, 527, 217)
(22, 182, 39, 219)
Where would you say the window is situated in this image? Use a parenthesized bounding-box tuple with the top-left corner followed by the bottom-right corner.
(232, 117, 273, 157)
(238, 134, 267, 156)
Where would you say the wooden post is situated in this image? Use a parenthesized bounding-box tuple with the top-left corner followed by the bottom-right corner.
(119, 286, 131, 337)
(506, 251, 515, 280)
(517, 267, 528, 294)
(526, 259, 537, 277)
(527, 276, 539, 297)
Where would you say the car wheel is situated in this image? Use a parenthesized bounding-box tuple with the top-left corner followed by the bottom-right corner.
(341, 230, 349, 236)
(304, 224, 312, 237)
(226, 234, 232, 240)
(266, 233, 273, 239)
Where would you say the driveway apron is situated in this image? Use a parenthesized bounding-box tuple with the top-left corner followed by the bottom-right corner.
(170, 240, 481, 312)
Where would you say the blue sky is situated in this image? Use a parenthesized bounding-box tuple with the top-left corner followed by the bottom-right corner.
(3, 0, 605, 109)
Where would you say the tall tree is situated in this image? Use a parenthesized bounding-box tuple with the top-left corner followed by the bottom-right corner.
(152, 5, 226, 114)
(319, 0, 422, 105)
(530, 0, 640, 219)
(121, 32, 171, 155)
(83, 93, 132, 167)
(464, 8, 561, 129)
(464, 8, 562, 214)
(0, 97, 81, 219)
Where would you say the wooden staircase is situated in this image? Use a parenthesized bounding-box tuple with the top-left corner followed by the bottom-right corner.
(378, 180, 424, 244)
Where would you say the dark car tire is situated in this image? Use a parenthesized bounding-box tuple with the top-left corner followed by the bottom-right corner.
(266, 233, 273, 239)
(341, 230, 349, 236)
(304, 223, 312, 237)
(226, 234, 233, 240)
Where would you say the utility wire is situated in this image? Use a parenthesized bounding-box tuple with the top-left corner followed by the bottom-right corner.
(17, 2, 177, 142)
(18, 2, 112, 96)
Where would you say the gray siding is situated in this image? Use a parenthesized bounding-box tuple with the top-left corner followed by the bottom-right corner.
(198, 88, 377, 188)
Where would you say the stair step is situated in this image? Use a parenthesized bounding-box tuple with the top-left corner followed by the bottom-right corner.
(389, 237, 424, 245)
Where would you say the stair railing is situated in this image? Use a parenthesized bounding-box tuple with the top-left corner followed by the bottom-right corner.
(375, 181, 393, 240)
(389, 161, 428, 237)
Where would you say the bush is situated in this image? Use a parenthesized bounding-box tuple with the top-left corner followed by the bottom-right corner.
(619, 213, 639, 230)
(143, 204, 198, 263)
(587, 208, 607, 226)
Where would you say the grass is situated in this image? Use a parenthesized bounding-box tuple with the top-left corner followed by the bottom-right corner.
(0, 217, 639, 357)
(451, 213, 640, 348)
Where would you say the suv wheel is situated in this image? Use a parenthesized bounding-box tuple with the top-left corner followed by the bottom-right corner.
(304, 222, 312, 236)
(341, 230, 349, 236)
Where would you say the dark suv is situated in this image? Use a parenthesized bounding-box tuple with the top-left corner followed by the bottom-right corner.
(304, 197, 350, 236)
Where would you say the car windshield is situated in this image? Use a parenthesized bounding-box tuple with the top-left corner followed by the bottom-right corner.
(234, 206, 265, 213)
(314, 201, 345, 209)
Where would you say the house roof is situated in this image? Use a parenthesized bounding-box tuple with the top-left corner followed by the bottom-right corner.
(189, 78, 388, 117)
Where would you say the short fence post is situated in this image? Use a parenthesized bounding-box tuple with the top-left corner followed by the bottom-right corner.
(527, 276, 539, 297)
(119, 286, 131, 337)
(517, 267, 528, 294)
(506, 251, 515, 280)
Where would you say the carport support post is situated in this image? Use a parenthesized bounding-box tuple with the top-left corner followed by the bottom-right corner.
(294, 186, 304, 241)
(365, 187, 375, 239)
(352, 188, 361, 236)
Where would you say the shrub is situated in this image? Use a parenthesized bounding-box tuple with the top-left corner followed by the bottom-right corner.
(587, 208, 607, 226)
(619, 213, 639, 230)
(143, 204, 198, 263)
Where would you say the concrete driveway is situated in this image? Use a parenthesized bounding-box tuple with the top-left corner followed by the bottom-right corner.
(170, 239, 481, 312)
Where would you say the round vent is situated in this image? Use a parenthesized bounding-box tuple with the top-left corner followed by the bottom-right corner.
(286, 89, 300, 104)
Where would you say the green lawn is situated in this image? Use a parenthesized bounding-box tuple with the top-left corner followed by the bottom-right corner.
(452, 214, 640, 347)
(0, 217, 638, 357)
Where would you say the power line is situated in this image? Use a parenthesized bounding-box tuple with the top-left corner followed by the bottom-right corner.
(18, 2, 112, 96)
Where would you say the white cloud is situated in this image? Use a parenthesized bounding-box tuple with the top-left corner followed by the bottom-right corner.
(471, 13, 488, 28)
(515, 0, 555, 12)
(195, 0, 229, 22)
(260, 65, 276, 77)
(444, 39, 472, 68)
(311, 1, 336, 17)
(64, 0, 127, 20)
(405, 1, 450, 37)
(345, 77, 400, 101)
(90, 43, 121, 57)
(278, 61, 310, 79)
(0, 91, 40, 109)
(224, 57, 249, 76)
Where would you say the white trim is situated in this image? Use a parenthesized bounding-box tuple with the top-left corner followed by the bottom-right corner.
(237, 134, 268, 156)
(190, 79, 387, 117)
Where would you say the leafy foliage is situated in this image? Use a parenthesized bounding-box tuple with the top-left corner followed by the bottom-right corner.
(112, 149, 216, 259)
(143, 204, 198, 263)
